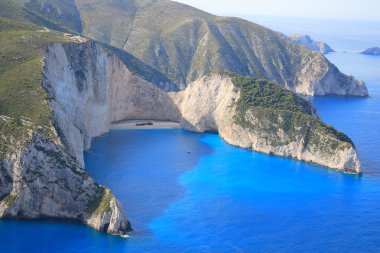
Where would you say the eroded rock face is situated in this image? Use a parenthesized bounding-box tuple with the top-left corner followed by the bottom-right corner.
(292, 53, 368, 97)
(43, 41, 180, 166)
(0, 131, 130, 236)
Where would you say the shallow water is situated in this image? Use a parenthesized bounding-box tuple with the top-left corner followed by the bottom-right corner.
(1, 18, 380, 253)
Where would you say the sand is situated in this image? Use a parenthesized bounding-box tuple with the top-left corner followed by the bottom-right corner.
(110, 120, 181, 130)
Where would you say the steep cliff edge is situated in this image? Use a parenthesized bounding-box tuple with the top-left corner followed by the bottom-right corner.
(42, 42, 180, 166)
(0, 117, 130, 236)
(0, 19, 130, 236)
(171, 74, 361, 173)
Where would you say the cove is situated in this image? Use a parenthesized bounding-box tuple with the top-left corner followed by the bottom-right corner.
(84, 129, 380, 252)
(1, 17, 380, 253)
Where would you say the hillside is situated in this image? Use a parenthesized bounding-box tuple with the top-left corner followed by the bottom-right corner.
(9, 0, 368, 96)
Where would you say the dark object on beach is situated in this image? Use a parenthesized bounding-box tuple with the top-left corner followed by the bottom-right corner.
(136, 122, 154, 126)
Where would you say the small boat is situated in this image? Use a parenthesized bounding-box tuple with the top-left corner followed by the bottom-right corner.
(136, 122, 154, 126)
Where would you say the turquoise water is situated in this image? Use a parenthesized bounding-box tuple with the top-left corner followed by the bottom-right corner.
(1, 18, 380, 252)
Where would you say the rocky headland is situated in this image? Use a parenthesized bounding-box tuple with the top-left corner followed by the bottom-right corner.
(287, 34, 335, 54)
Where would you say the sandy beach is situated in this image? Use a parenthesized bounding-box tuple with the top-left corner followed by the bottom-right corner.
(110, 120, 181, 130)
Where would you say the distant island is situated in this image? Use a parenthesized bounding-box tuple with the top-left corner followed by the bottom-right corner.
(361, 47, 380, 55)
(287, 34, 335, 54)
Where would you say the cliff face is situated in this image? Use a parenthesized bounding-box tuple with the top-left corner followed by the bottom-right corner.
(171, 75, 361, 173)
(0, 118, 130, 236)
(43, 41, 180, 166)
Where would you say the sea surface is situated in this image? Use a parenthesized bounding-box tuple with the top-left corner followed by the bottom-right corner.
(1, 18, 380, 252)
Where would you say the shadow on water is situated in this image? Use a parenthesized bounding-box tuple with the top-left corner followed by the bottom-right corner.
(84, 129, 214, 235)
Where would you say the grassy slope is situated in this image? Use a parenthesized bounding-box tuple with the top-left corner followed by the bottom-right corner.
(0, 18, 66, 125)
(0, 18, 67, 159)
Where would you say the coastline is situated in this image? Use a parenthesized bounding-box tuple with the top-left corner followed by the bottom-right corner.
(110, 120, 181, 130)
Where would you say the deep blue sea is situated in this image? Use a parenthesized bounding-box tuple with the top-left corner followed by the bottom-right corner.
(1, 18, 380, 252)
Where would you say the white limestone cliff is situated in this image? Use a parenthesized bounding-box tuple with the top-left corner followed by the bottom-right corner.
(0, 127, 130, 236)
(42, 42, 180, 166)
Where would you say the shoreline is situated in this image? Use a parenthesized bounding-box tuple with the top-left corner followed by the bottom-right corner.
(110, 120, 181, 130)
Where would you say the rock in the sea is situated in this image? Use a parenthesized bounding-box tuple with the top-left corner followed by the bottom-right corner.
(287, 34, 335, 54)
(360, 47, 380, 55)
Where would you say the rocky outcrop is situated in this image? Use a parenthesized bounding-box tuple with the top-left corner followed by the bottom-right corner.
(361, 47, 380, 55)
(312, 62, 368, 96)
(170, 75, 361, 173)
(0, 118, 130, 236)
(287, 34, 335, 54)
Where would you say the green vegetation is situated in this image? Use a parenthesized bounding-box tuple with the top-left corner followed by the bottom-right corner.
(0, 17, 69, 160)
(86, 186, 114, 217)
(230, 74, 354, 149)
(0, 0, 69, 32)
(0, 18, 66, 126)
(231, 75, 314, 115)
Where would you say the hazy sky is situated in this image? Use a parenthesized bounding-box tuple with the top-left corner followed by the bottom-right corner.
(174, 0, 380, 21)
